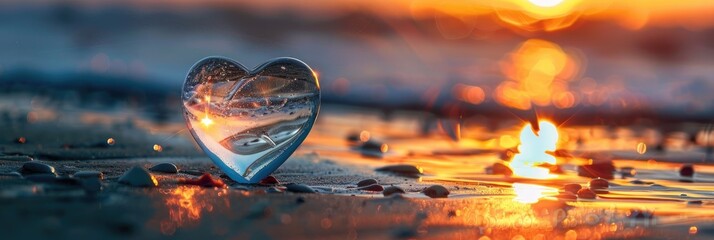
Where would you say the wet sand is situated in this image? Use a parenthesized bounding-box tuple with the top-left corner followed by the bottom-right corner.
(1, 103, 714, 239)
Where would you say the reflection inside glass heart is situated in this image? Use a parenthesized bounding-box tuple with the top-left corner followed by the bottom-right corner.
(182, 57, 320, 183)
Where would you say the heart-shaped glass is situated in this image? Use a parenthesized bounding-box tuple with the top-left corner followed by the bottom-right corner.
(182, 57, 320, 183)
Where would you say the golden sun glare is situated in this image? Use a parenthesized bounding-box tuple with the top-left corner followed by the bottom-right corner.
(528, 0, 565, 8)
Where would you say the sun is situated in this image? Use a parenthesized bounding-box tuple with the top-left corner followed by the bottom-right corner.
(528, 0, 564, 7)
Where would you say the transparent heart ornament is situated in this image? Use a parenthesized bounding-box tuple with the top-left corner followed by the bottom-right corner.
(182, 57, 320, 183)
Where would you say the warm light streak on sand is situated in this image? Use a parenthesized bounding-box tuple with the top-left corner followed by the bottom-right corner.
(509, 121, 558, 179)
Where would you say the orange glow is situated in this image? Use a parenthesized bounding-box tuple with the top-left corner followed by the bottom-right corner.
(453, 83, 486, 104)
(160, 187, 222, 235)
(528, 0, 564, 8)
(495, 39, 579, 110)
(509, 120, 558, 179)
(200, 116, 214, 127)
(513, 183, 556, 203)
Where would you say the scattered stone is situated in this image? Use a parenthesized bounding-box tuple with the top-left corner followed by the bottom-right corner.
(178, 173, 226, 188)
(620, 167, 636, 177)
(118, 166, 158, 187)
(423, 185, 449, 198)
(563, 183, 582, 194)
(630, 179, 654, 185)
(578, 162, 615, 179)
(0, 155, 33, 162)
(357, 184, 384, 191)
(266, 187, 284, 193)
(383, 186, 406, 196)
(286, 183, 316, 193)
(589, 178, 609, 189)
(357, 178, 378, 187)
(680, 165, 694, 177)
(488, 162, 513, 176)
(626, 209, 654, 219)
(688, 200, 704, 205)
(179, 169, 204, 176)
(259, 175, 280, 185)
(376, 164, 422, 176)
(149, 163, 179, 174)
(576, 188, 597, 199)
(361, 140, 388, 153)
(21, 162, 56, 175)
(16, 137, 26, 144)
(73, 171, 104, 180)
(680, 193, 688, 197)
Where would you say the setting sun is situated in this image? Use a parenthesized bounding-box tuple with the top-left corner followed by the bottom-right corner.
(509, 120, 559, 179)
(528, 0, 564, 8)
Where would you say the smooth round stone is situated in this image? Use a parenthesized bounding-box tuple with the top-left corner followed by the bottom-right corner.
(118, 166, 158, 187)
(259, 175, 280, 185)
(680, 165, 694, 177)
(0, 155, 33, 162)
(357, 184, 384, 192)
(620, 167, 636, 177)
(22, 162, 56, 175)
(73, 171, 104, 180)
(563, 183, 582, 194)
(149, 163, 179, 174)
(383, 186, 406, 196)
(182, 57, 320, 184)
(285, 183, 316, 193)
(576, 188, 597, 199)
(489, 162, 513, 176)
(376, 164, 422, 175)
(423, 185, 449, 198)
(578, 162, 615, 179)
(357, 178, 378, 187)
(589, 178, 609, 189)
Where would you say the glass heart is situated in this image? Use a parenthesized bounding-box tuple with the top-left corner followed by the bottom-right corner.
(182, 57, 320, 183)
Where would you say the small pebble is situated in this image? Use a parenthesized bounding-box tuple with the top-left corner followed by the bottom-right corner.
(259, 175, 280, 185)
(578, 162, 615, 179)
(620, 167, 636, 177)
(0, 155, 33, 162)
(73, 170, 104, 180)
(118, 166, 158, 187)
(361, 140, 388, 153)
(383, 186, 406, 196)
(563, 183, 582, 194)
(16, 137, 26, 144)
(688, 200, 703, 205)
(357, 178, 378, 187)
(680, 193, 688, 197)
(22, 162, 56, 175)
(267, 187, 284, 193)
(423, 185, 449, 198)
(296, 196, 306, 204)
(576, 188, 597, 199)
(178, 173, 226, 188)
(376, 164, 422, 176)
(489, 162, 513, 176)
(680, 165, 695, 177)
(286, 183, 316, 193)
(179, 169, 204, 176)
(589, 178, 609, 189)
(357, 184, 384, 192)
(149, 163, 179, 174)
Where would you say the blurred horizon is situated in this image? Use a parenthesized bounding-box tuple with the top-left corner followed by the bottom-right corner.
(2, 0, 714, 121)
